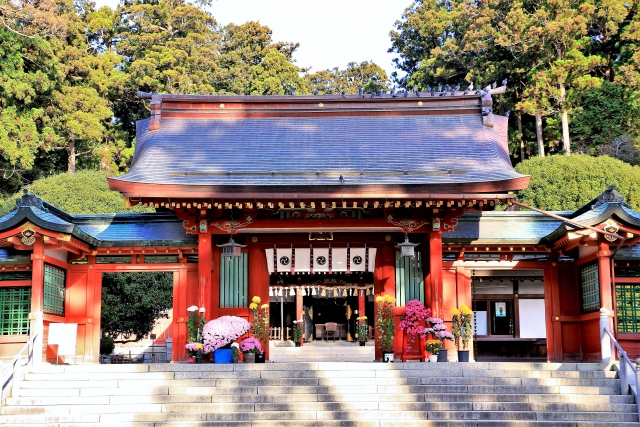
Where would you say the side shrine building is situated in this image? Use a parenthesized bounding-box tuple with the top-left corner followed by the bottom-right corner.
(1, 86, 640, 363)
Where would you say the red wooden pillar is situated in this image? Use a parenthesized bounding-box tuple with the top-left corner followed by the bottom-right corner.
(30, 236, 45, 314)
(598, 242, 613, 312)
(198, 232, 213, 316)
(544, 266, 562, 361)
(358, 290, 365, 320)
(427, 231, 443, 318)
(248, 243, 271, 358)
(173, 267, 188, 362)
(374, 243, 395, 360)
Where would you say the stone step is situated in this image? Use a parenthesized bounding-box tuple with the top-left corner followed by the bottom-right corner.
(3, 422, 640, 427)
(25, 361, 609, 374)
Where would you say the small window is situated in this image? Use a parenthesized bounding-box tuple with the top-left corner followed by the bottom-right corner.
(0, 287, 31, 335)
(44, 265, 66, 316)
(395, 251, 424, 306)
(616, 284, 640, 333)
(580, 263, 600, 313)
(220, 253, 248, 308)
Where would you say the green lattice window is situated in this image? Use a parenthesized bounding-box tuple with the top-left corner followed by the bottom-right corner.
(395, 251, 424, 306)
(44, 265, 65, 316)
(220, 253, 248, 308)
(580, 262, 600, 313)
(144, 255, 179, 264)
(0, 287, 31, 335)
(616, 284, 640, 333)
(96, 256, 133, 264)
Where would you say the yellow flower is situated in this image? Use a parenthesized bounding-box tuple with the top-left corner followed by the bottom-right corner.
(461, 307, 473, 315)
(459, 304, 470, 312)
(249, 303, 258, 310)
(376, 296, 384, 303)
(252, 296, 261, 304)
(450, 308, 461, 316)
(357, 316, 367, 321)
(261, 304, 269, 309)
(383, 294, 396, 303)
(195, 343, 203, 350)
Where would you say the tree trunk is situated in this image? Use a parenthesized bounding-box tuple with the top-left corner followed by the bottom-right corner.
(559, 83, 570, 155)
(561, 109, 570, 155)
(517, 111, 524, 160)
(67, 140, 76, 173)
(535, 114, 545, 157)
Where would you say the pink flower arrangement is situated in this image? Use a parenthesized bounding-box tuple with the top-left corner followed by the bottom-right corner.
(202, 316, 250, 353)
(422, 317, 454, 342)
(240, 337, 263, 354)
(399, 300, 431, 335)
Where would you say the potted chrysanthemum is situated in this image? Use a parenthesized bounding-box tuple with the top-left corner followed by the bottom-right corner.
(356, 316, 368, 346)
(424, 339, 442, 362)
(231, 342, 240, 363)
(422, 316, 454, 362)
(202, 315, 251, 363)
(185, 305, 206, 362)
(375, 294, 396, 362)
(249, 296, 269, 361)
(240, 337, 262, 363)
(451, 304, 473, 362)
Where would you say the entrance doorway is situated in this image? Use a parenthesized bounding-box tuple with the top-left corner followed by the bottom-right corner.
(268, 273, 375, 343)
(471, 270, 546, 360)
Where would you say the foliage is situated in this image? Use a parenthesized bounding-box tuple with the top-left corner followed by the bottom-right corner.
(356, 316, 369, 343)
(398, 300, 430, 336)
(100, 272, 173, 341)
(202, 316, 250, 353)
(514, 154, 640, 211)
(571, 82, 640, 161)
(249, 296, 269, 348)
(0, 171, 154, 216)
(304, 61, 389, 95)
(389, 0, 640, 160)
(375, 294, 396, 352)
(99, 336, 115, 355)
(231, 342, 239, 358)
(450, 305, 473, 350)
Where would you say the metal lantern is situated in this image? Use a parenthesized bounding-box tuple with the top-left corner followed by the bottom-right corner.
(397, 236, 419, 258)
(217, 236, 246, 258)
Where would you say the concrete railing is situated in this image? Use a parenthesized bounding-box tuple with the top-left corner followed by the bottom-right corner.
(600, 307, 640, 419)
(0, 334, 41, 406)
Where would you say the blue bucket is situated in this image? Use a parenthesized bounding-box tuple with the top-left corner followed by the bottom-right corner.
(213, 348, 233, 364)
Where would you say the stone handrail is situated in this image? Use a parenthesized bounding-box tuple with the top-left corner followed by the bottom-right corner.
(600, 308, 640, 419)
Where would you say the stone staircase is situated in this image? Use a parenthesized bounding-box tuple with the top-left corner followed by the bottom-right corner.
(0, 361, 638, 427)
(269, 341, 375, 362)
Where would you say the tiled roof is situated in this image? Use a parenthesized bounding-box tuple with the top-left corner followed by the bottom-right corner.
(73, 213, 197, 247)
(112, 114, 526, 189)
(616, 244, 640, 260)
(444, 211, 565, 245)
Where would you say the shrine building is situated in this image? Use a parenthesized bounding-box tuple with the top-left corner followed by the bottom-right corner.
(1, 85, 639, 363)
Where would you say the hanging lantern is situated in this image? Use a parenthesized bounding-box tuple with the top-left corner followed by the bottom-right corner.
(269, 287, 273, 297)
(217, 236, 246, 258)
(291, 288, 296, 296)
(321, 289, 326, 297)
(397, 236, 419, 258)
(312, 288, 317, 296)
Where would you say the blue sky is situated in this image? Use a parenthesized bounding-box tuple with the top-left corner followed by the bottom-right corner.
(92, 0, 409, 79)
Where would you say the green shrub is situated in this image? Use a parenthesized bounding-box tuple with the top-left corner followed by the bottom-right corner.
(100, 336, 115, 355)
(0, 171, 153, 216)
(513, 154, 640, 211)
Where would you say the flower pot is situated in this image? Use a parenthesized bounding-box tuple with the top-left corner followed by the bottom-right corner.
(359, 341, 366, 347)
(429, 355, 438, 363)
(243, 352, 255, 363)
(294, 342, 301, 347)
(213, 348, 233, 364)
(195, 356, 202, 364)
(382, 351, 394, 363)
(437, 349, 448, 362)
(256, 353, 265, 363)
(232, 356, 239, 363)
(458, 350, 470, 362)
